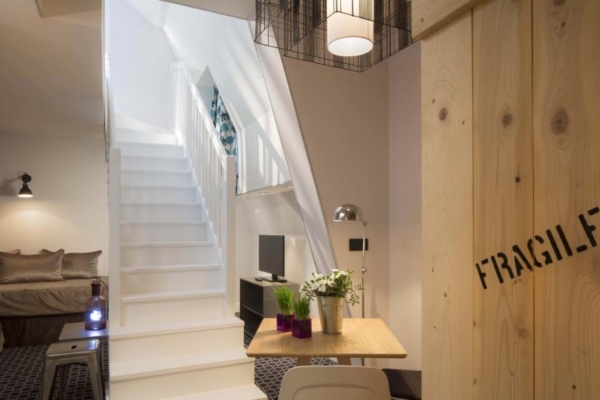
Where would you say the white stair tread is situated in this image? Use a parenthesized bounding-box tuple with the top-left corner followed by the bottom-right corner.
(121, 221, 206, 226)
(122, 169, 192, 175)
(121, 263, 220, 273)
(118, 127, 176, 135)
(121, 288, 225, 304)
(122, 154, 186, 160)
(110, 317, 243, 340)
(121, 241, 212, 248)
(110, 348, 252, 382)
(118, 141, 183, 148)
(121, 202, 201, 206)
(165, 384, 266, 400)
(122, 184, 195, 189)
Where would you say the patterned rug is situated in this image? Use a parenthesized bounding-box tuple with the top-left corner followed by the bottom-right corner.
(0, 342, 109, 400)
(0, 336, 335, 400)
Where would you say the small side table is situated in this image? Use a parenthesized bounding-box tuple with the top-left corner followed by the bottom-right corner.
(59, 322, 109, 342)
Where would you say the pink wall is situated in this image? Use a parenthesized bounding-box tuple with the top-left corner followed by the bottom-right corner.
(388, 42, 422, 370)
(282, 57, 391, 367)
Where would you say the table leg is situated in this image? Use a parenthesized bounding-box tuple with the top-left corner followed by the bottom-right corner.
(296, 357, 311, 366)
(337, 357, 351, 365)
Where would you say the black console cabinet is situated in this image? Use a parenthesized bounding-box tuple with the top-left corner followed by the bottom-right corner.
(240, 278, 300, 337)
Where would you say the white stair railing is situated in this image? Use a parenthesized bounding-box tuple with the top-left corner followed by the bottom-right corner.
(170, 62, 236, 316)
(104, 50, 122, 327)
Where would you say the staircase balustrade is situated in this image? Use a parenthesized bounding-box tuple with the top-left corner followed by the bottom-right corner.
(170, 62, 236, 316)
(105, 52, 123, 326)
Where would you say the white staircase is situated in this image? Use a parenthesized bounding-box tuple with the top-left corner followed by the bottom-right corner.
(107, 70, 265, 399)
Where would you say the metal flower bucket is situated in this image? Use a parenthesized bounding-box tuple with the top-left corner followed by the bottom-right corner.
(316, 296, 345, 334)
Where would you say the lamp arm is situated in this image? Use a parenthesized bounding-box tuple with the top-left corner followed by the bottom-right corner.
(361, 221, 367, 319)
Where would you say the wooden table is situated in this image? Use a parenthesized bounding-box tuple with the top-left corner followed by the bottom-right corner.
(246, 318, 406, 366)
(58, 322, 109, 342)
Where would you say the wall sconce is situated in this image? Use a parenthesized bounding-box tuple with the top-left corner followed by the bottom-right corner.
(18, 173, 33, 198)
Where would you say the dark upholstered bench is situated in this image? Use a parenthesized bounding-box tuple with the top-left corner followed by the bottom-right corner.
(382, 369, 422, 400)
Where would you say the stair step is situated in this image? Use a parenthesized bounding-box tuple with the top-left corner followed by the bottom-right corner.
(120, 289, 225, 326)
(165, 385, 267, 400)
(121, 241, 218, 267)
(122, 155, 189, 172)
(121, 221, 208, 242)
(121, 288, 224, 304)
(110, 318, 245, 364)
(116, 128, 179, 145)
(111, 348, 252, 381)
(121, 263, 221, 295)
(110, 317, 243, 340)
(118, 142, 184, 157)
(121, 263, 219, 273)
(121, 221, 207, 226)
(121, 241, 212, 248)
(121, 221, 210, 243)
(122, 185, 197, 203)
(122, 169, 193, 186)
(110, 349, 255, 399)
(121, 202, 204, 223)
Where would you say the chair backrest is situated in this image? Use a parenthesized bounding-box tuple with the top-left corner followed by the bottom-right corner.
(279, 366, 392, 400)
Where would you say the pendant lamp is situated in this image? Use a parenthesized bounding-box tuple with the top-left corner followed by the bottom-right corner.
(327, 0, 374, 57)
(255, 0, 414, 72)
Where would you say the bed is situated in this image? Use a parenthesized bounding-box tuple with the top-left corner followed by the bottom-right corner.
(0, 249, 108, 349)
(0, 277, 108, 348)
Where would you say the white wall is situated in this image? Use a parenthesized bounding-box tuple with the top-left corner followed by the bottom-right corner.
(235, 191, 318, 313)
(0, 132, 109, 275)
(238, 111, 291, 193)
(388, 42, 422, 371)
(109, 0, 176, 130)
(159, 6, 291, 192)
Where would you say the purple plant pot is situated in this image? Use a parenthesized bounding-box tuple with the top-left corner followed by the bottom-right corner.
(292, 318, 312, 339)
(276, 313, 294, 332)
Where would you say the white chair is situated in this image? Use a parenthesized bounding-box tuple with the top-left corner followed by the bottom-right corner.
(279, 366, 391, 400)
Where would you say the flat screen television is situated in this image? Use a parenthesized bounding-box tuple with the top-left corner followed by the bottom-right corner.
(258, 235, 286, 282)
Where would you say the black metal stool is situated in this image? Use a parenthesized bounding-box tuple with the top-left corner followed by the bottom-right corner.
(382, 369, 422, 400)
(40, 339, 104, 400)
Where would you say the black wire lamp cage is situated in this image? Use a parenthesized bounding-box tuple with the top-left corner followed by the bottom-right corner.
(255, 0, 414, 72)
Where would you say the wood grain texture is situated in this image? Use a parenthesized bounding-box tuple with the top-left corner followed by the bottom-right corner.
(534, 0, 600, 399)
(472, 0, 534, 399)
(421, 12, 473, 400)
(246, 318, 407, 359)
(411, 0, 485, 40)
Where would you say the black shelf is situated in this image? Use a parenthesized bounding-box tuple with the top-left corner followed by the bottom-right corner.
(239, 278, 299, 337)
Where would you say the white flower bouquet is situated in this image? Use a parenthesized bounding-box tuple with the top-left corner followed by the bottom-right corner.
(301, 269, 361, 306)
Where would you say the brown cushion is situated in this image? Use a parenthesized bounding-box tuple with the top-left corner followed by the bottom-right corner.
(40, 249, 101, 279)
(3, 250, 20, 254)
(0, 250, 64, 284)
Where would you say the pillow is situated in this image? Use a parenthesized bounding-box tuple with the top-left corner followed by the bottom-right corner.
(40, 249, 102, 279)
(3, 250, 20, 254)
(0, 250, 64, 284)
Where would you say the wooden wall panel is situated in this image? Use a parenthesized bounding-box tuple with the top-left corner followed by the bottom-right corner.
(411, 0, 485, 40)
(533, 0, 600, 399)
(472, 0, 534, 399)
(421, 12, 473, 400)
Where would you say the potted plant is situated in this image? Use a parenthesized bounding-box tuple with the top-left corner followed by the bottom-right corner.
(291, 295, 312, 339)
(301, 269, 360, 334)
(273, 287, 294, 332)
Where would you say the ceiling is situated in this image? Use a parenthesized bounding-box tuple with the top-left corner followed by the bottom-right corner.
(0, 0, 103, 138)
(161, 0, 255, 20)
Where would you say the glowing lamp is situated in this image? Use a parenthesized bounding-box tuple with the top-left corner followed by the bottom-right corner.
(327, 0, 374, 57)
(85, 279, 107, 331)
(18, 173, 33, 198)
